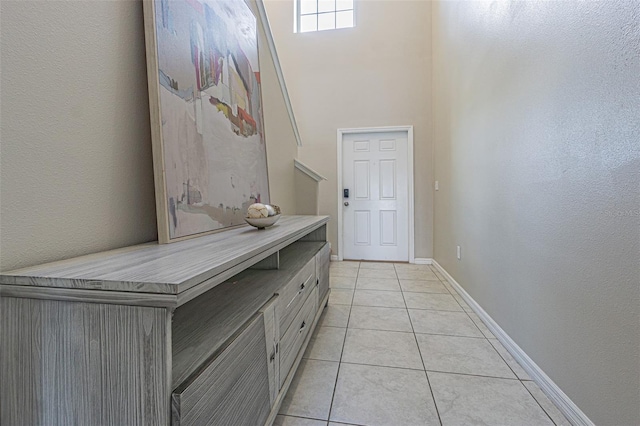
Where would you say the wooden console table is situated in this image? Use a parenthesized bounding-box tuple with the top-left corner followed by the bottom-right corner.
(0, 215, 330, 425)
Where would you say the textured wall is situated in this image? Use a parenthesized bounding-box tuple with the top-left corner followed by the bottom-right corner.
(295, 168, 320, 215)
(263, 0, 433, 258)
(0, 1, 157, 271)
(0, 0, 298, 271)
(432, 1, 640, 424)
(252, 0, 298, 216)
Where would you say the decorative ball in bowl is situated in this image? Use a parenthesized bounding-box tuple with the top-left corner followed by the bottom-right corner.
(244, 215, 280, 229)
(245, 203, 281, 229)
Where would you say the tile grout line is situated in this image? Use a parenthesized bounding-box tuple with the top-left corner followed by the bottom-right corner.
(485, 336, 529, 383)
(394, 263, 408, 312)
(427, 265, 564, 425)
(438, 273, 509, 369)
(402, 306, 466, 313)
(275, 413, 333, 424)
(409, 330, 488, 339)
(396, 263, 444, 426)
(331, 263, 555, 425)
(522, 380, 562, 426)
(277, 412, 369, 426)
(428, 265, 557, 422)
(439, 272, 494, 340)
(325, 263, 359, 424)
(423, 368, 521, 381)
(340, 303, 470, 314)
(429, 265, 517, 418)
(334, 360, 527, 381)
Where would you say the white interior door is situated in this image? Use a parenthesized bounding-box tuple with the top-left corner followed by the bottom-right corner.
(342, 131, 409, 261)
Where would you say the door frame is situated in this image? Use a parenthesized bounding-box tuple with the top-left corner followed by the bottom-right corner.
(336, 125, 415, 263)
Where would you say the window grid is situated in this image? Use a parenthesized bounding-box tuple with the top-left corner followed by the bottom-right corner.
(296, 0, 354, 33)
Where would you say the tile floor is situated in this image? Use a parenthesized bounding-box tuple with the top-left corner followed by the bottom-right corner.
(275, 261, 572, 426)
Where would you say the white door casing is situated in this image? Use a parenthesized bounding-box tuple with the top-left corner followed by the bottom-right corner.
(337, 127, 414, 262)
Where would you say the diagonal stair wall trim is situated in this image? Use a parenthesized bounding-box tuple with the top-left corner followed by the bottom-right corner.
(294, 159, 327, 182)
(256, 0, 303, 147)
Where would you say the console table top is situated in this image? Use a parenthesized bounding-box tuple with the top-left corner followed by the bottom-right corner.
(0, 215, 329, 296)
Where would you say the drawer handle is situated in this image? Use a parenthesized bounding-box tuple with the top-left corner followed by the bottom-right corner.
(286, 275, 312, 309)
(286, 289, 301, 309)
(299, 321, 306, 333)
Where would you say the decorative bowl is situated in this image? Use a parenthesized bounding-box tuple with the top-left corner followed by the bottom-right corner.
(244, 214, 281, 229)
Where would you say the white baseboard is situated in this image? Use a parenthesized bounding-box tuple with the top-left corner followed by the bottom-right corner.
(330, 255, 430, 264)
(431, 260, 594, 426)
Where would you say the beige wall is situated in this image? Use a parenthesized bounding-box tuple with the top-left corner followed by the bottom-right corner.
(294, 168, 320, 215)
(0, 0, 297, 271)
(264, 0, 432, 259)
(253, 0, 298, 216)
(432, 1, 640, 424)
(0, 0, 157, 271)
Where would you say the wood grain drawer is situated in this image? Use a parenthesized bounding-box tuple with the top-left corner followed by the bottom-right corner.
(279, 286, 318, 389)
(171, 313, 271, 426)
(259, 296, 279, 406)
(277, 257, 316, 337)
(316, 242, 330, 303)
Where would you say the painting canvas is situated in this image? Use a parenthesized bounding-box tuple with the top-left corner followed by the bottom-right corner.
(144, 0, 269, 243)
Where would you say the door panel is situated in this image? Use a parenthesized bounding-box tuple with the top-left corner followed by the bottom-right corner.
(354, 140, 370, 151)
(354, 161, 370, 200)
(354, 211, 371, 245)
(379, 139, 396, 151)
(380, 210, 397, 246)
(379, 160, 396, 200)
(342, 131, 409, 261)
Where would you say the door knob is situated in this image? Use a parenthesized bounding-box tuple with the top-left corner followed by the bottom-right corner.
(344, 202, 349, 206)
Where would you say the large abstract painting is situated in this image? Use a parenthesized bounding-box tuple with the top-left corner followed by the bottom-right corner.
(144, 0, 269, 243)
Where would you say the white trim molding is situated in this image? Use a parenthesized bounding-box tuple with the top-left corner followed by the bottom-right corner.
(336, 126, 415, 263)
(413, 258, 433, 265)
(431, 260, 595, 426)
(255, 0, 303, 147)
(330, 255, 339, 262)
(294, 159, 327, 182)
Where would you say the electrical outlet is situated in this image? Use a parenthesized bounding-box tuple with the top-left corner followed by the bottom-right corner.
(456, 245, 461, 260)
(435, 180, 439, 191)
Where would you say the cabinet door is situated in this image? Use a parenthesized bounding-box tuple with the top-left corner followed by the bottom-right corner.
(1, 298, 170, 426)
(260, 296, 279, 406)
(171, 314, 271, 426)
(316, 242, 331, 303)
(279, 287, 318, 389)
(277, 257, 316, 336)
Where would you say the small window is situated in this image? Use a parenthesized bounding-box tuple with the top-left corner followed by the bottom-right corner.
(296, 0, 354, 33)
